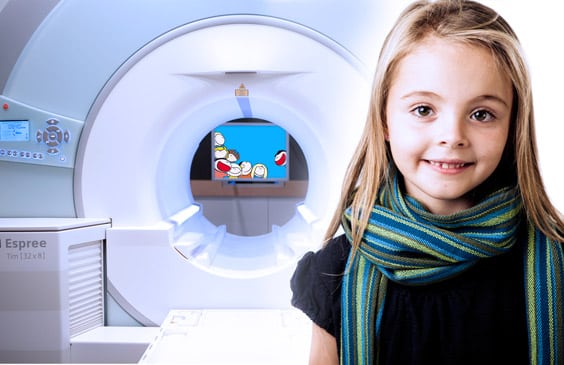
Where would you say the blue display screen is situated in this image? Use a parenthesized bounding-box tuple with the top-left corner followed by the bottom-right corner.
(212, 122, 289, 182)
(0, 120, 30, 142)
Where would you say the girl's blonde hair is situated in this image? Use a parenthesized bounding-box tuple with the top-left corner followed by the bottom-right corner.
(326, 0, 564, 250)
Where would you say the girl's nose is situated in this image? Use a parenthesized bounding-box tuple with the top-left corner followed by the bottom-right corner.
(437, 117, 468, 148)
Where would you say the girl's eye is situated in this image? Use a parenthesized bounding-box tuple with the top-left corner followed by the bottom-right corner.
(412, 105, 433, 118)
(471, 109, 495, 122)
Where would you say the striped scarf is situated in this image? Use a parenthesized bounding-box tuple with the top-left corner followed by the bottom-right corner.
(340, 173, 564, 364)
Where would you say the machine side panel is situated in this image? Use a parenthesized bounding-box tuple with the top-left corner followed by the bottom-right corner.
(0, 161, 75, 217)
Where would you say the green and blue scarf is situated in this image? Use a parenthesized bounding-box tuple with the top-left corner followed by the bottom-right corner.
(340, 173, 564, 364)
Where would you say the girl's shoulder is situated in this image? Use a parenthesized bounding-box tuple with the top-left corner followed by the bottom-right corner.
(290, 234, 350, 337)
(307, 234, 350, 271)
(292, 234, 351, 284)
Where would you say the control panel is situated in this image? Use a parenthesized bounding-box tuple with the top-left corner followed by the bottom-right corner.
(0, 96, 83, 168)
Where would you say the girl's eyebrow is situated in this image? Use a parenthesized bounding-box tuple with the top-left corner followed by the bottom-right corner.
(400, 91, 440, 100)
(474, 94, 511, 108)
(400, 91, 510, 108)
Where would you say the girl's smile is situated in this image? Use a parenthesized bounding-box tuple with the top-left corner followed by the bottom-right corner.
(386, 36, 513, 215)
(426, 159, 472, 174)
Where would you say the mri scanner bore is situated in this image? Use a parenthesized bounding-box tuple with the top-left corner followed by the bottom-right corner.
(191, 117, 308, 237)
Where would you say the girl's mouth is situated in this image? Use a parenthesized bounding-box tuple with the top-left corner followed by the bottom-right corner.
(427, 160, 470, 169)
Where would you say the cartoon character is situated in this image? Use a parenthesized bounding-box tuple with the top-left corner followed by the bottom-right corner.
(251, 163, 268, 178)
(214, 131, 225, 147)
(214, 159, 231, 178)
(214, 131, 243, 179)
(227, 162, 242, 178)
(240, 161, 252, 179)
(214, 132, 228, 159)
(226, 149, 240, 163)
(274, 150, 287, 166)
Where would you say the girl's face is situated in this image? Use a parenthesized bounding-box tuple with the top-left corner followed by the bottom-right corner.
(386, 36, 513, 215)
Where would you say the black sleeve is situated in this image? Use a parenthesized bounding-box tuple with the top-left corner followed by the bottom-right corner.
(290, 234, 350, 338)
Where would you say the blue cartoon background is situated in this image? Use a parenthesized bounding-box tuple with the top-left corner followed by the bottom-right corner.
(213, 123, 288, 181)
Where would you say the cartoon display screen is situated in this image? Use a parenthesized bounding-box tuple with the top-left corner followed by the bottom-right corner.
(212, 122, 289, 182)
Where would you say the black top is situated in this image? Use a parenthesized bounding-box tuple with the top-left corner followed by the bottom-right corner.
(290, 234, 529, 364)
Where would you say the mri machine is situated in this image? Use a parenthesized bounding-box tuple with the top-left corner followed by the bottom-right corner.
(2, 0, 563, 363)
(0, 0, 388, 362)
(0, 0, 386, 321)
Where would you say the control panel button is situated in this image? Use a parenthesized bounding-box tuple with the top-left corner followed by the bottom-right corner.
(36, 121, 69, 151)
(46, 126, 63, 144)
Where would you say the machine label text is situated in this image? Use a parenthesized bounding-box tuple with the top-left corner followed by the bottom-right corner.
(0, 238, 47, 250)
(0, 238, 48, 261)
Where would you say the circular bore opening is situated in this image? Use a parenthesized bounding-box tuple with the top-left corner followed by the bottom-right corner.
(189, 117, 308, 236)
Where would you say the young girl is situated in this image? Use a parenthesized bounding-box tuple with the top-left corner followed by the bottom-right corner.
(290, 1, 564, 364)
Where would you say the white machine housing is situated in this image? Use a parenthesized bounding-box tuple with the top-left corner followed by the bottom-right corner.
(0, 218, 110, 363)
(0, 1, 387, 326)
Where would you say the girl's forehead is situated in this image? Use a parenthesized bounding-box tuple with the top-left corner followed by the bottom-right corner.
(388, 36, 513, 106)
(395, 36, 505, 79)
